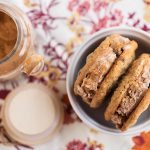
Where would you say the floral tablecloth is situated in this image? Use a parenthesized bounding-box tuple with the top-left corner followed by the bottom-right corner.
(0, 0, 150, 149)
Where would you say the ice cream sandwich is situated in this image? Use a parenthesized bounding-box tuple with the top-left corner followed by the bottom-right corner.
(74, 34, 138, 107)
(104, 54, 150, 131)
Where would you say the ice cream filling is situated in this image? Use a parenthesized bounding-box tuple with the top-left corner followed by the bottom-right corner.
(76, 36, 130, 102)
(111, 59, 150, 128)
(81, 50, 116, 100)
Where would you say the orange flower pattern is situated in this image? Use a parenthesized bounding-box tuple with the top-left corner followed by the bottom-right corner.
(132, 132, 150, 150)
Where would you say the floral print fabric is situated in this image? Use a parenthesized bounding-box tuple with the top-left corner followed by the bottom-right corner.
(0, 0, 150, 150)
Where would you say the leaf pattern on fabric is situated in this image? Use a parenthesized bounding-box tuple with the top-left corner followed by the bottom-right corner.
(0, 0, 150, 149)
(66, 139, 103, 150)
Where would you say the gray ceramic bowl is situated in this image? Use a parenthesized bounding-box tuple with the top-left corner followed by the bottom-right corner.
(66, 27, 150, 135)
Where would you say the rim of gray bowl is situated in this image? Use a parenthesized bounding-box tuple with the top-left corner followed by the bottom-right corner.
(66, 26, 150, 136)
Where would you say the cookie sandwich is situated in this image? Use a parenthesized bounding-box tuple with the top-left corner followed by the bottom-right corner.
(74, 34, 138, 107)
(105, 54, 150, 131)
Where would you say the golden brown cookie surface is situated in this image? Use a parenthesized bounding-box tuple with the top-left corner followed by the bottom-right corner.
(121, 88, 150, 131)
(104, 54, 150, 131)
(90, 41, 137, 108)
(74, 34, 137, 107)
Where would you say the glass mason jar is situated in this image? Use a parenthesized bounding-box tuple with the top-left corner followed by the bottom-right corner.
(0, 1, 44, 80)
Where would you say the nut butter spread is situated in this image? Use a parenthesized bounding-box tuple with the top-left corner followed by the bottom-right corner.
(0, 11, 17, 59)
(0, 5, 43, 79)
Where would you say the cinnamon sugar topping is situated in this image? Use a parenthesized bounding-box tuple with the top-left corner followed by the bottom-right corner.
(0, 11, 17, 59)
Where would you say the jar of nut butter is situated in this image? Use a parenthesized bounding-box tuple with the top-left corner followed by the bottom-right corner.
(0, 1, 44, 80)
